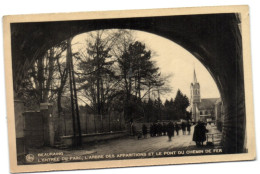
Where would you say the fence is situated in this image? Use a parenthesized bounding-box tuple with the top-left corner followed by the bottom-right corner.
(61, 111, 125, 136)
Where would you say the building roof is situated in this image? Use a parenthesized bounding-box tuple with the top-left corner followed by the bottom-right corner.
(198, 98, 219, 110)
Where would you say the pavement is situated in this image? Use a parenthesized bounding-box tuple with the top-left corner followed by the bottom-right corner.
(23, 124, 223, 164)
(85, 124, 222, 155)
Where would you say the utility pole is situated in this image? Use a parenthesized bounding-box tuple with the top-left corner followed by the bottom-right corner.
(67, 37, 77, 147)
(70, 48, 82, 146)
(67, 37, 82, 147)
(157, 88, 161, 121)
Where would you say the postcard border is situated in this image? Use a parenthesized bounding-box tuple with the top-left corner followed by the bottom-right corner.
(3, 5, 255, 173)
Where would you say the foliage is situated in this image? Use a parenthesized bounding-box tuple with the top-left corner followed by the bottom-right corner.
(18, 29, 190, 124)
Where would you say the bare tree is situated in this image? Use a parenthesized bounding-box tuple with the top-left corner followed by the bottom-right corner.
(18, 42, 67, 109)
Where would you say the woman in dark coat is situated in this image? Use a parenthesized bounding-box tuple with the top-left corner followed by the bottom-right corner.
(157, 123, 162, 136)
(142, 124, 148, 138)
(167, 122, 175, 141)
(162, 122, 167, 136)
(149, 124, 154, 137)
(181, 122, 186, 135)
(175, 122, 180, 136)
(153, 123, 158, 137)
(186, 122, 191, 135)
(193, 121, 208, 146)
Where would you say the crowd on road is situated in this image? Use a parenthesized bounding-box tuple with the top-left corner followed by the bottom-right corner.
(133, 121, 192, 140)
(132, 121, 209, 147)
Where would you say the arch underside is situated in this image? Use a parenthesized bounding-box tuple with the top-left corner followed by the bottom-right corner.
(10, 13, 245, 153)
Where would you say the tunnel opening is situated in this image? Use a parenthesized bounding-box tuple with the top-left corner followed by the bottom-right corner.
(10, 13, 246, 156)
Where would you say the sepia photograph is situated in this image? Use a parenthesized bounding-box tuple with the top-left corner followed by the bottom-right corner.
(2, 4, 255, 173)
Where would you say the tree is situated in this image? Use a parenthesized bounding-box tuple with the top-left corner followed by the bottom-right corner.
(76, 30, 123, 115)
(162, 98, 176, 120)
(118, 41, 166, 121)
(173, 89, 190, 120)
(52, 41, 68, 118)
(18, 42, 67, 109)
(118, 41, 160, 98)
(143, 99, 155, 122)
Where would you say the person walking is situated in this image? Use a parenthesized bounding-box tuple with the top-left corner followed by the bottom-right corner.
(162, 122, 167, 136)
(142, 124, 148, 138)
(149, 124, 154, 137)
(167, 121, 174, 141)
(175, 122, 180, 136)
(181, 122, 186, 135)
(157, 122, 162, 136)
(154, 123, 158, 137)
(192, 121, 209, 146)
(187, 122, 191, 135)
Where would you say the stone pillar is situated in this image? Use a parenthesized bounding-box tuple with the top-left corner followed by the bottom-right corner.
(14, 99, 25, 157)
(23, 111, 44, 148)
(40, 103, 54, 146)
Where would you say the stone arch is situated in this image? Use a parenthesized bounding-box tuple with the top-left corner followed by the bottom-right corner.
(10, 13, 245, 153)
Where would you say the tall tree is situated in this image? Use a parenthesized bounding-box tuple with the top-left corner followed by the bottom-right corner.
(118, 41, 166, 121)
(173, 89, 190, 120)
(76, 30, 120, 115)
(118, 41, 160, 98)
(164, 98, 176, 120)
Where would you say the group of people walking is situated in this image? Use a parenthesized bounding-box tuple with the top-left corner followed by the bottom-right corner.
(166, 121, 191, 141)
(149, 122, 167, 137)
(134, 120, 209, 147)
(138, 121, 192, 141)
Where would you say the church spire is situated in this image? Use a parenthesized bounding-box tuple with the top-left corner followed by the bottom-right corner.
(193, 69, 197, 83)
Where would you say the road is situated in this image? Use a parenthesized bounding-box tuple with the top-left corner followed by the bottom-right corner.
(23, 124, 222, 164)
(81, 124, 222, 155)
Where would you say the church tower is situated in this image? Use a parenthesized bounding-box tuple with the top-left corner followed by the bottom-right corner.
(190, 69, 201, 122)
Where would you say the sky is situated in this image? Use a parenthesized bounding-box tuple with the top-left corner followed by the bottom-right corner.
(72, 30, 220, 103)
(134, 30, 220, 101)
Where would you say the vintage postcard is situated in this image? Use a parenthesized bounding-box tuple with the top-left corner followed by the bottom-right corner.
(3, 5, 256, 173)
